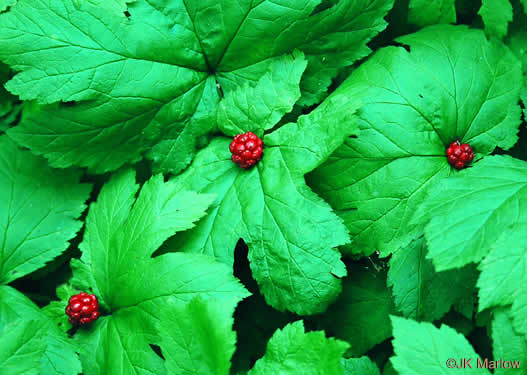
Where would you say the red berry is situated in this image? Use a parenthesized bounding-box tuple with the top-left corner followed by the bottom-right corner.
(229, 131, 263, 169)
(65, 292, 100, 326)
(446, 141, 474, 170)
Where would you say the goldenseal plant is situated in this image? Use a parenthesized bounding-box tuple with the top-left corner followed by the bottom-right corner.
(0, 0, 527, 374)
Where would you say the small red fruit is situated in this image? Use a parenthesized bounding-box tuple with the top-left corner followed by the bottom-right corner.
(229, 131, 263, 169)
(66, 292, 100, 326)
(446, 141, 474, 170)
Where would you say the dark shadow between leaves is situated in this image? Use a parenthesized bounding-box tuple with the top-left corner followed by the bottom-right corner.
(149, 344, 165, 360)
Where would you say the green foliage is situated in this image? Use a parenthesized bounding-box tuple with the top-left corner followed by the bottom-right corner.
(0, 0, 392, 173)
(388, 238, 477, 322)
(309, 24, 522, 256)
(0, 0, 526, 374)
(248, 321, 349, 375)
(317, 265, 395, 356)
(391, 316, 490, 374)
(408, 0, 456, 26)
(0, 135, 91, 284)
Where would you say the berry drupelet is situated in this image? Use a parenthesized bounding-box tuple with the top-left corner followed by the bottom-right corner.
(66, 292, 100, 326)
(446, 141, 474, 170)
(230, 131, 263, 169)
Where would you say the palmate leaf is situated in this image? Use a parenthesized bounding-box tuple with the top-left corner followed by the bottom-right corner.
(308, 25, 523, 257)
(69, 169, 249, 375)
(0, 0, 393, 174)
(163, 84, 361, 315)
(0, 135, 91, 284)
(391, 316, 490, 374)
(0, 285, 82, 375)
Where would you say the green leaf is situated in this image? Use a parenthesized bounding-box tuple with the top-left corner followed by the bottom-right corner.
(0, 0, 392, 172)
(232, 293, 294, 374)
(508, 29, 527, 118)
(478, 229, 527, 336)
(509, 31, 527, 72)
(147, 76, 221, 175)
(248, 321, 349, 375)
(388, 237, 477, 322)
(218, 52, 307, 137)
(0, 318, 47, 375)
(491, 308, 527, 375)
(0, 62, 14, 120)
(342, 357, 381, 375)
(478, 0, 513, 39)
(159, 297, 236, 375)
(71, 168, 249, 375)
(309, 25, 523, 256)
(165, 89, 360, 315)
(408, 0, 456, 27)
(0, 63, 21, 132)
(0, 285, 82, 375)
(391, 316, 490, 374)
(318, 265, 395, 356)
(0, 135, 91, 284)
(441, 310, 475, 337)
(414, 155, 527, 271)
(0, 0, 15, 12)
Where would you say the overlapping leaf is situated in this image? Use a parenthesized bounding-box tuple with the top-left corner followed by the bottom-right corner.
(478, 229, 527, 336)
(309, 25, 523, 256)
(248, 321, 349, 375)
(391, 316, 490, 374)
(317, 265, 395, 356)
(407, 0, 456, 27)
(68, 169, 249, 375)
(0, 135, 91, 284)
(163, 80, 362, 315)
(0, 62, 16, 132)
(158, 297, 236, 375)
(342, 357, 381, 375)
(0, 0, 393, 173)
(159, 299, 348, 375)
(477, 0, 527, 40)
(479, 0, 514, 39)
(491, 308, 527, 375)
(0, 318, 46, 375)
(414, 156, 527, 334)
(0, 285, 82, 375)
(388, 237, 477, 322)
(415, 156, 527, 270)
(508, 28, 527, 116)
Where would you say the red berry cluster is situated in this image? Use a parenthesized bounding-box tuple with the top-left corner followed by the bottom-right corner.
(66, 292, 100, 326)
(446, 141, 474, 170)
(229, 131, 263, 169)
